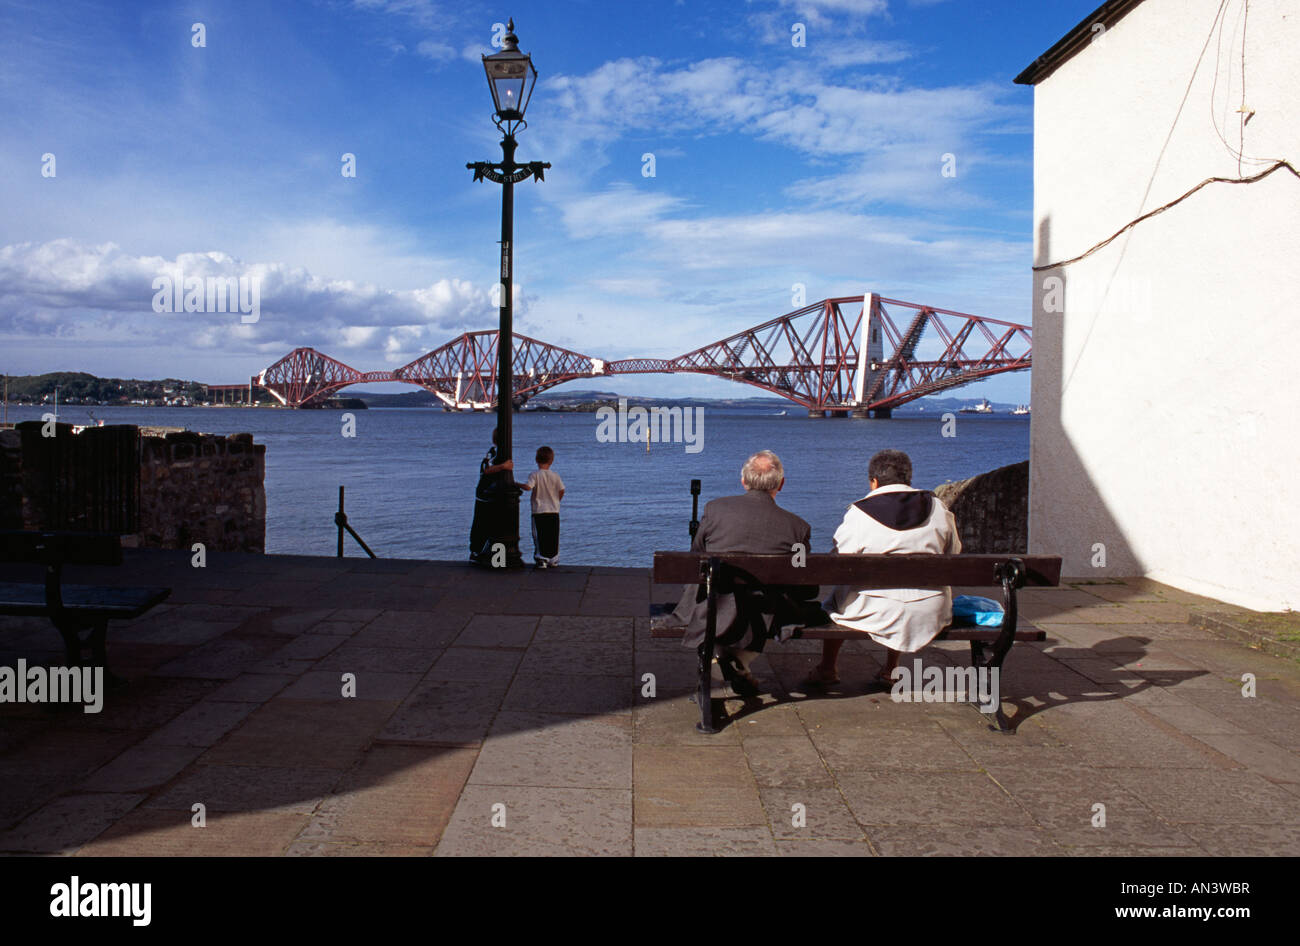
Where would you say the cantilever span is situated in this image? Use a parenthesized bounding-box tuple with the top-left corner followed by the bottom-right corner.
(255, 294, 1031, 412)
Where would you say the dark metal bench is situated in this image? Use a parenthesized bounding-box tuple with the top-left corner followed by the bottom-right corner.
(650, 552, 1062, 734)
(0, 531, 171, 686)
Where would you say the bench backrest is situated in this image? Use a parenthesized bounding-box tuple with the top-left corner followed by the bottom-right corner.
(652, 552, 1061, 587)
(0, 531, 123, 567)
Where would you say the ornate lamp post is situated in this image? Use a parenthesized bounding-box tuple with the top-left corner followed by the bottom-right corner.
(467, 19, 550, 568)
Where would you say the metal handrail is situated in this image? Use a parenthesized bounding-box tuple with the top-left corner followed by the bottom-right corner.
(334, 486, 376, 558)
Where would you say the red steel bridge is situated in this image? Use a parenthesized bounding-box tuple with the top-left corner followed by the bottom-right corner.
(251, 294, 1031, 416)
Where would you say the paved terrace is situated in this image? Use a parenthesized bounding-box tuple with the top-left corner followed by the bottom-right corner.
(1, 551, 1298, 856)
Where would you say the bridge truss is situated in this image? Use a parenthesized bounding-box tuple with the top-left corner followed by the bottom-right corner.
(254, 295, 1031, 412)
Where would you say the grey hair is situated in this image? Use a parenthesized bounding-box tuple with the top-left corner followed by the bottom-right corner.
(868, 449, 912, 487)
(741, 450, 785, 492)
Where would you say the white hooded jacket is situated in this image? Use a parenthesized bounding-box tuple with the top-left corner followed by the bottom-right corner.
(827, 483, 961, 652)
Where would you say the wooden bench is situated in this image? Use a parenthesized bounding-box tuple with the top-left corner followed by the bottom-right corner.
(650, 552, 1062, 734)
(0, 531, 171, 687)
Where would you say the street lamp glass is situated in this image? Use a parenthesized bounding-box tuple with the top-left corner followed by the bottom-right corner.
(482, 23, 537, 122)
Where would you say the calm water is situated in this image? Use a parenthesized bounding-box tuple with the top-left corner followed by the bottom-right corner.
(4, 404, 1028, 566)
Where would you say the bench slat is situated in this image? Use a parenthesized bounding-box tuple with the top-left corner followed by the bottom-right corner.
(0, 531, 123, 566)
(648, 620, 1045, 642)
(0, 582, 171, 619)
(652, 552, 1061, 587)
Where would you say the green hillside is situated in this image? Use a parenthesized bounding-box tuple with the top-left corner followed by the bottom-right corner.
(1, 371, 207, 404)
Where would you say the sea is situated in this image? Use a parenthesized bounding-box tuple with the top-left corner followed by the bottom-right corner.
(2, 404, 1029, 567)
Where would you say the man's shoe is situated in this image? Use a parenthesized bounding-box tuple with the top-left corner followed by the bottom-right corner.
(718, 656, 761, 699)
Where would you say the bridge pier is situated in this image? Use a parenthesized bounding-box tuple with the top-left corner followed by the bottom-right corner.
(806, 406, 892, 418)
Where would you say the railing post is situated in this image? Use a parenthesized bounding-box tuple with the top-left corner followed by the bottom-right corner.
(334, 484, 377, 559)
(336, 486, 345, 558)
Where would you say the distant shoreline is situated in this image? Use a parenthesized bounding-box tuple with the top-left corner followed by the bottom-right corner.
(1, 372, 1027, 414)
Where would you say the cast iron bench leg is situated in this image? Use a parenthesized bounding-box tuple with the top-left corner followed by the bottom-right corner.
(52, 618, 124, 692)
(57, 623, 81, 667)
(965, 641, 1008, 731)
(966, 558, 1025, 735)
(88, 620, 125, 688)
(695, 556, 720, 734)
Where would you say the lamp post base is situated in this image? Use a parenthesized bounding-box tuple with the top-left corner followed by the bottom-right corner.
(469, 487, 526, 570)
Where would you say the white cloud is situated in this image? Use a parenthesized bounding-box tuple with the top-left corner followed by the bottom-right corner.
(542, 57, 1019, 156)
(416, 40, 456, 61)
(537, 56, 1021, 211)
(351, 0, 489, 68)
(767, 0, 889, 32)
(351, 0, 443, 29)
(0, 239, 499, 367)
(818, 41, 913, 66)
(589, 276, 672, 297)
(557, 186, 686, 239)
(777, 0, 889, 20)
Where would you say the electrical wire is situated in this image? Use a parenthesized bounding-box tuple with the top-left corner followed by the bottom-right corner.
(1209, 0, 1270, 171)
(1035, 0, 1294, 272)
(1032, 159, 1298, 271)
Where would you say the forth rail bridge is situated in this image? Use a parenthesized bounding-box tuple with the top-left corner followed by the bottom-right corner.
(213, 294, 1032, 418)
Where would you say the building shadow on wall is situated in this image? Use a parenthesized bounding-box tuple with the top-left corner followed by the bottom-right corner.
(1030, 212, 1146, 579)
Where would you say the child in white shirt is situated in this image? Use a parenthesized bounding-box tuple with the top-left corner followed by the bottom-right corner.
(520, 445, 565, 568)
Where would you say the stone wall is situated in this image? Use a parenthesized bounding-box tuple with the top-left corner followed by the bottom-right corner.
(933, 460, 1028, 554)
(137, 431, 265, 552)
(0, 424, 265, 552)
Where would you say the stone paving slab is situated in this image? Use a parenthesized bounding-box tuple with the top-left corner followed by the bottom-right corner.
(867, 825, 1064, 856)
(378, 677, 509, 746)
(80, 809, 313, 856)
(78, 744, 206, 793)
(836, 771, 1036, 827)
(139, 699, 260, 747)
(294, 745, 477, 846)
(741, 735, 836, 788)
(468, 711, 632, 789)
(759, 786, 864, 840)
(634, 745, 766, 827)
(2, 555, 1299, 856)
(423, 646, 521, 682)
(435, 785, 633, 856)
(144, 763, 340, 815)
(634, 825, 779, 856)
(199, 699, 400, 768)
(0, 792, 147, 853)
(280, 670, 423, 702)
(503, 671, 632, 716)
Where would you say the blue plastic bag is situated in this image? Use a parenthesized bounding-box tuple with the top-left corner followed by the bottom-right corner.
(951, 595, 1004, 627)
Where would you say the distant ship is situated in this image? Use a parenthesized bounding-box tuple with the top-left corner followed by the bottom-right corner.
(1011, 404, 1030, 415)
(959, 398, 993, 414)
(773, 410, 787, 416)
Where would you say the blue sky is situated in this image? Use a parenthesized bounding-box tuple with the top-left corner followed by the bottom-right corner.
(0, 0, 1102, 402)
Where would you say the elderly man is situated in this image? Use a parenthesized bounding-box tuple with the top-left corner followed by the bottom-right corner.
(663, 450, 818, 697)
(808, 449, 960, 686)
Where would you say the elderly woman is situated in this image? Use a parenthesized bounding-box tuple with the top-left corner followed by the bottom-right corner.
(806, 449, 961, 686)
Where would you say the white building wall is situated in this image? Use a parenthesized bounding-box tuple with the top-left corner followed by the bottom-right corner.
(1028, 0, 1300, 610)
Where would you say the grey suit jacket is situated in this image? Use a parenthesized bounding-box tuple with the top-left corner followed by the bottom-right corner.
(669, 490, 815, 648)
